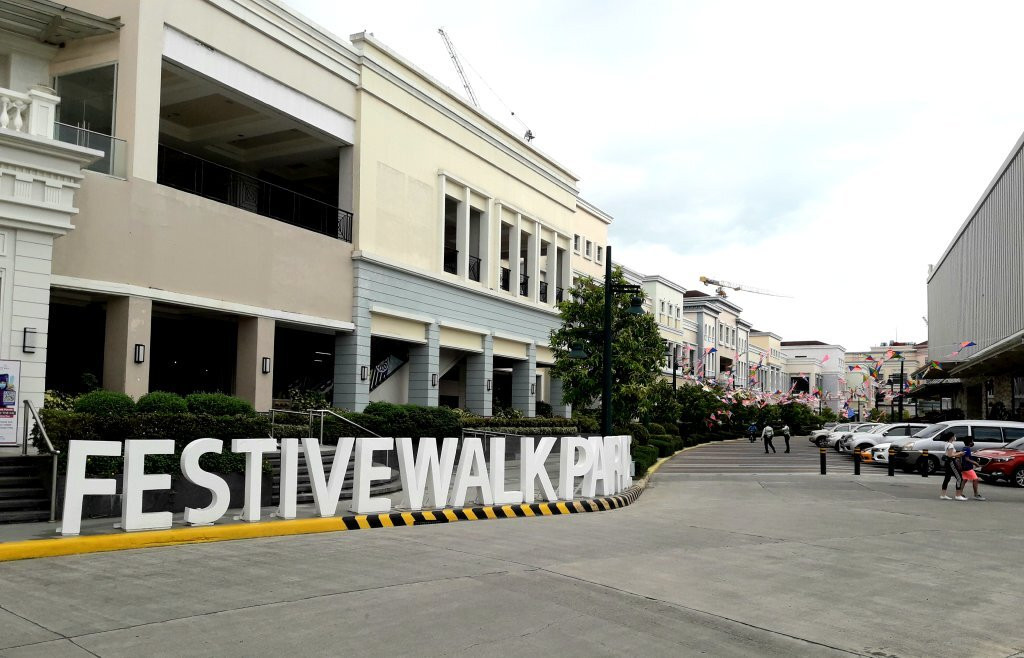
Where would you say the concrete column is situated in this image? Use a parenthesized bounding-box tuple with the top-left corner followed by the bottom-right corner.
(550, 376, 571, 418)
(333, 300, 371, 412)
(464, 334, 493, 416)
(529, 222, 540, 302)
(545, 237, 557, 306)
(509, 214, 521, 298)
(511, 343, 536, 417)
(458, 185, 470, 277)
(408, 323, 440, 407)
(102, 296, 151, 399)
(235, 317, 275, 411)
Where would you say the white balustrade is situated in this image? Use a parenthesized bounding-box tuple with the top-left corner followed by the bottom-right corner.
(0, 86, 59, 138)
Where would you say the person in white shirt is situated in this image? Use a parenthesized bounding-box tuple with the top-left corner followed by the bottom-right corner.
(762, 424, 776, 454)
(939, 430, 966, 501)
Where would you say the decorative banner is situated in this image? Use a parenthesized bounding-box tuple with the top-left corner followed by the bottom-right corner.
(821, 354, 830, 364)
(0, 360, 21, 446)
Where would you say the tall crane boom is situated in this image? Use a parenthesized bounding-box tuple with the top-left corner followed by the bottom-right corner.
(437, 28, 479, 108)
(699, 275, 791, 298)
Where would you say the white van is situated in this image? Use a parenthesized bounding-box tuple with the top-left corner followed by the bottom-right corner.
(892, 420, 1024, 474)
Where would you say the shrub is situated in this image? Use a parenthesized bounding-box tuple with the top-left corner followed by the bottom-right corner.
(575, 415, 599, 433)
(73, 390, 136, 416)
(34, 410, 274, 477)
(45, 390, 77, 411)
(646, 422, 666, 435)
(632, 444, 659, 477)
(136, 391, 187, 414)
(535, 401, 553, 418)
(286, 387, 327, 412)
(185, 393, 254, 416)
(647, 439, 670, 457)
(462, 417, 577, 430)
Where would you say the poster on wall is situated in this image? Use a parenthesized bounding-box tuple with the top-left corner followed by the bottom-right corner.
(0, 360, 21, 446)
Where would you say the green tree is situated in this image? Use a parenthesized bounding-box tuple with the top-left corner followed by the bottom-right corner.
(549, 270, 664, 427)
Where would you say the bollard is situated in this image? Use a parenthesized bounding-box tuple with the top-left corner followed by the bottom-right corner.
(819, 446, 826, 475)
(888, 447, 895, 477)
(920, 449, 929, 477)
(854, 449, 861, 475)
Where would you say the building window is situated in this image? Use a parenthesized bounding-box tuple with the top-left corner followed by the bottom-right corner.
(585, 240, 592, 258)
(596, 245, 603, 263)
(573, 235, 580, 253)
(55, 64, 120, 176)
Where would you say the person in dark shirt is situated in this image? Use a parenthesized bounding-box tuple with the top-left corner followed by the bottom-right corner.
(960, 437, 985, 501)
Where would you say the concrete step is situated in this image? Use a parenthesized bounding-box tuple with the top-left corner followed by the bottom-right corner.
(0, 497, 48, 511)
(0, 475, 41, 488)
(0, 487, 47, 500)
(0, 464, 38, 476)
(0, 509, 49, 524)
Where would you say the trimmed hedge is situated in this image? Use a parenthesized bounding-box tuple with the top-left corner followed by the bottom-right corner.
(646, 422, 666, 435)
(73, 390, 135, 416)
(461, 416, 577, 429)
(185, 393, 254, 416)
(136, 391, 188, 414)
(33, 410, 274, 477)
(633, 444, 659, 477)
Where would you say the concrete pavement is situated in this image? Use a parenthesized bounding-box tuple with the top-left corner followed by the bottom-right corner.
(2, 439, 1023, 657)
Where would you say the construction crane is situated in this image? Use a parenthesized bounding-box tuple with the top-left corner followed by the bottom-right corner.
(698, 276, 791, 299)
(437, 28, 535, 142)
(437, 28, 479, 108)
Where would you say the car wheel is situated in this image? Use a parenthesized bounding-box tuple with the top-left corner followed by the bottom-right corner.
(924, 456, 940, 474)
(1013, 468, 1024, 488)
(816, 438, 826, 447)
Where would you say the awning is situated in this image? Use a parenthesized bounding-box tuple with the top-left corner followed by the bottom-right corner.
(0, 0, 120, 45)
(949, 329, 1024, 379)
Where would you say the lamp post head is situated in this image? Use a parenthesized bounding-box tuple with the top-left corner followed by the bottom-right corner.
(627, 295, 645, 315)
(569, 342, 588, 360)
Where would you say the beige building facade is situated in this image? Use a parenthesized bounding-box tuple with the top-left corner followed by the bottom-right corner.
(1, 0, 609, 430)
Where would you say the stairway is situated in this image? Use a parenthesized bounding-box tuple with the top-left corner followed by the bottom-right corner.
(0, 456, 49, 524)
(267, 446, 403, 507)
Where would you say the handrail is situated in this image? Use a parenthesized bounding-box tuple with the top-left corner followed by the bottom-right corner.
(314, 408, 382, 439)
(315, 409, 391, 469)
(22, 399, 59, 523)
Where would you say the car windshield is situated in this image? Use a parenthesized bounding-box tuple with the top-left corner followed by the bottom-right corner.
(854, 424, 879, 432)
(1006, 438, 1024, 450)
(912, 423, 947, 438)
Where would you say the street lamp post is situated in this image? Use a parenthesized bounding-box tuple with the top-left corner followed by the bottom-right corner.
(897, 358, 905, 420)
(600, 245, 644, 437)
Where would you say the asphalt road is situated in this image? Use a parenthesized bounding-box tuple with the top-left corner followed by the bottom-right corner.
(2, 438, 1023, 657)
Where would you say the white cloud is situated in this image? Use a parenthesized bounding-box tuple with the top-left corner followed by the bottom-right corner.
(287, 0, 1024, 350)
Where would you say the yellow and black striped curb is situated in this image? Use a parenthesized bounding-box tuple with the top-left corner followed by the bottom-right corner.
(0, 484, 645, 563)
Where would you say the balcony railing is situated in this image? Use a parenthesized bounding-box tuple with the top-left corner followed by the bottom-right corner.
(468, 254, 481, 282)
(157, 144, 352, 242)
(519, 273, 529, 296)
(55, 122, 127, 178)
(443, 247, 458, 274)
(539, 280, 548, 303)
(556, 287, 564, 303)
(499, 267, 511, 291)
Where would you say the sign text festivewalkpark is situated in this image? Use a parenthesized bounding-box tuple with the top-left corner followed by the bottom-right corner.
(59, 436, 633, 535)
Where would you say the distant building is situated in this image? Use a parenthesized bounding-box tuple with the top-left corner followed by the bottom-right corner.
(780, 341, 846, 412)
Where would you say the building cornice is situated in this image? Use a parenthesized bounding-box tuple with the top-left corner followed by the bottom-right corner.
(577, 197, 613, 225)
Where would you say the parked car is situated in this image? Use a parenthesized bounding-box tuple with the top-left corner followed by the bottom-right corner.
(892, 420, 1024, 474)
(976, 438, 1024, 487)
(828, 423, 883, 451)
(838, 423, 928, 455)
(811, 423, 855, 445)
(870, 434, 925, 466)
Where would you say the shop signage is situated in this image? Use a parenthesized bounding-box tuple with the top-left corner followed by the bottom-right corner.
(59, 435, 632, 536)
(0, 360, 21, 446)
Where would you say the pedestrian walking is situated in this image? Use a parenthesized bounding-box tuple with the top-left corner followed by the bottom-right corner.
(747, 422, 757, 443)
(762, 424, 776, 454)
(939, 430, 965, 501)
(781, 424, 791, 453)
(960, 437, 985, 500)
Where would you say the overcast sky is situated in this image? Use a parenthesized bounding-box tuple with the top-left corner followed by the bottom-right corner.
(288, 0, 1024, 352)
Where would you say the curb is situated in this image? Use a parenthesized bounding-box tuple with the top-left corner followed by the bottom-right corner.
(0, 484, 646, 563)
